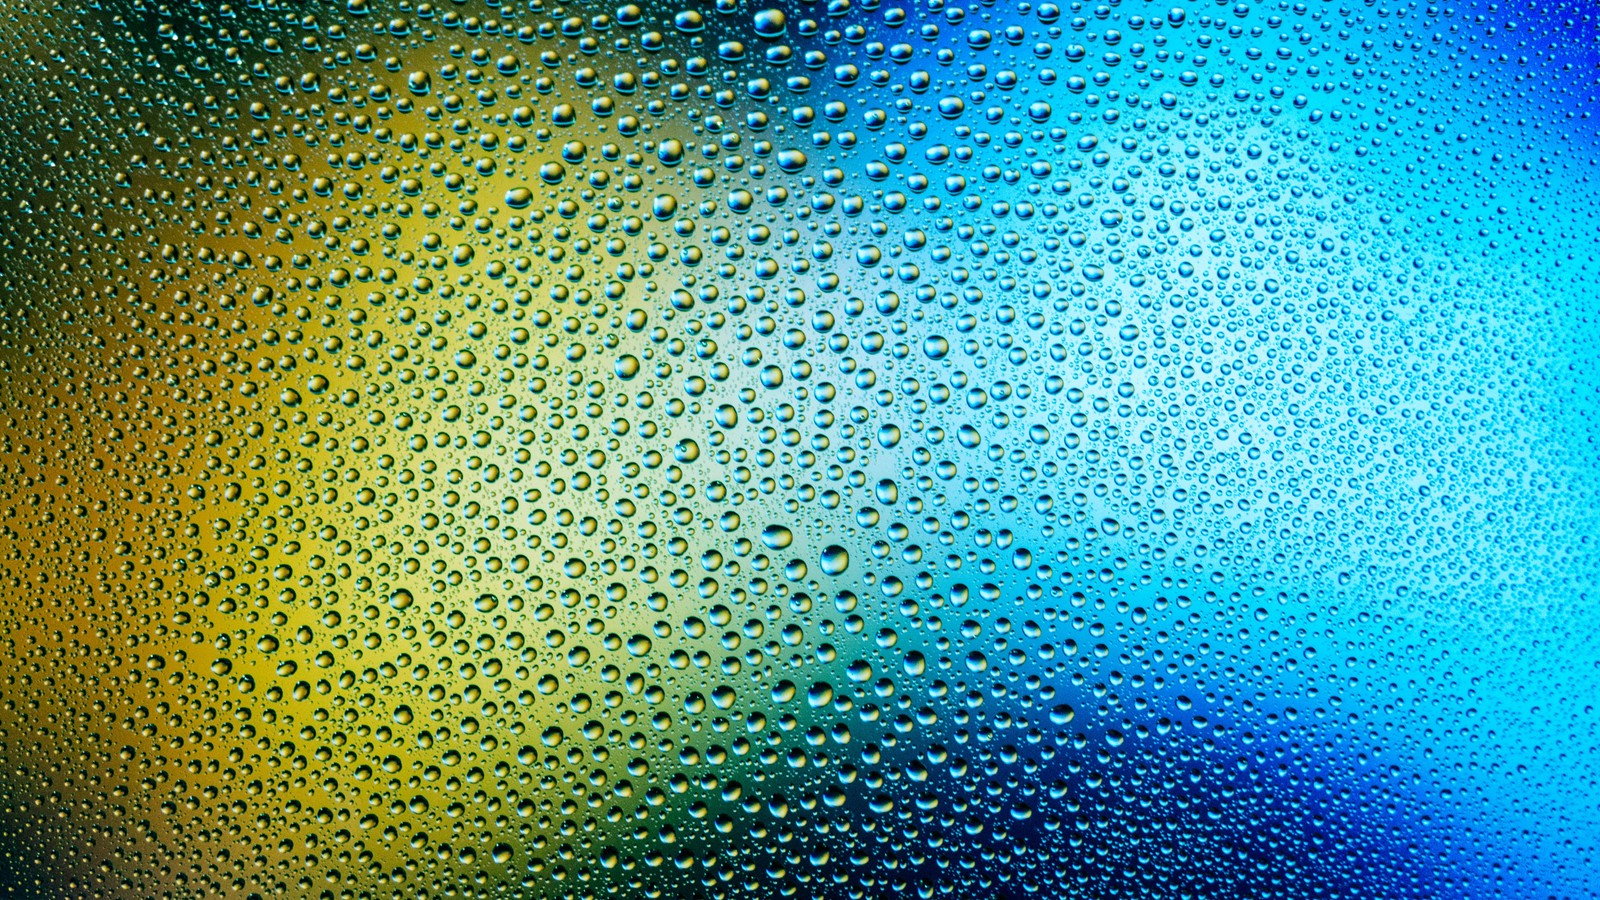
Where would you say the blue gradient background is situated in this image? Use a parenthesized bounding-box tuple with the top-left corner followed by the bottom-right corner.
(650, 2, 1600, 896)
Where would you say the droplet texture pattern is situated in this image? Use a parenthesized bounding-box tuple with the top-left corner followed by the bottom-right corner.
(0, 1, 1596, 898)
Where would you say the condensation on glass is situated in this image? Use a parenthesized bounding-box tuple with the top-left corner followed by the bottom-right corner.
(0, 1, 1594, 899)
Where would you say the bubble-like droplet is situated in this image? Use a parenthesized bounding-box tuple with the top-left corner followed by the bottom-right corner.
(752, 9, 787, 37)
(820, 544, 849, 575)
(762, 524, 794, 549)
(389, 588, 414, 610)
(504, 186, 533, 209)
(776, 149, 808, 173)
(807, 682, 834, 707)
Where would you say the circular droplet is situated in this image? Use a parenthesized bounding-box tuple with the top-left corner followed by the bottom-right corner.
(753, 9, 787, 37)
(762, 524, 794, 550)
(505, 186, 533, 208)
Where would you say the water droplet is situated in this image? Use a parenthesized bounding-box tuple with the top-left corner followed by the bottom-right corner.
(820, 545, 850, 575)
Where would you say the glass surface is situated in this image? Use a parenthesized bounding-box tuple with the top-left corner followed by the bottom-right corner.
(0, 1, 1595, 898)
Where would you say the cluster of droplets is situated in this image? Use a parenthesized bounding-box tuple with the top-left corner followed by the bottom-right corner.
(0, 0, 1596, 899)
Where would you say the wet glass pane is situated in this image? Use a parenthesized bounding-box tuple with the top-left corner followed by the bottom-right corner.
(0, 1, 1594, 898)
